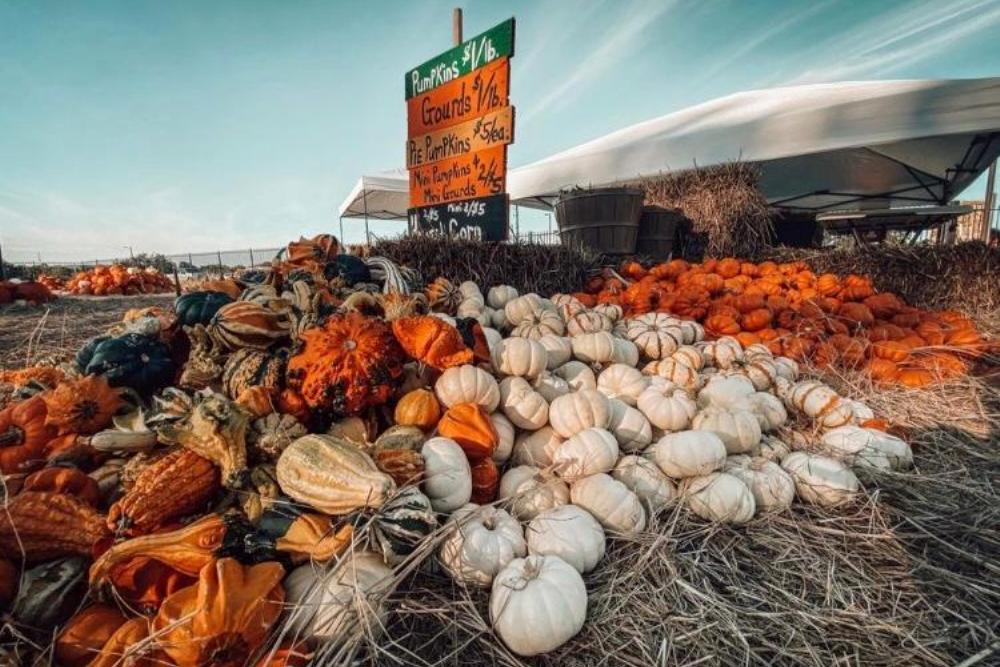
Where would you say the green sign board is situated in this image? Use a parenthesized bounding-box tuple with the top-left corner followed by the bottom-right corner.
(405, 17, 515, 99)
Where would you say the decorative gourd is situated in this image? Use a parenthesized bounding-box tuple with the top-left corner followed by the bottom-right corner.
(159, 392, 250, 489)
(531, 371, 571, 402)
(498, 377, 549, 430)
(437, 402, 499, 460)
(511, 427, 560, 467)
(785, 380, 853, 428)
(570, 473, 646, 533)
(537, 335, 572, 369)
(525, 504, 605, 573)
(221, 348, 286, 405)
(612, 455, 676, 512)
(41, 375, 121, 436)
(606, 398, 653, 452)
(55, 604, 128, 667)
(421, 437, 472, 512)
(0, 395, 58, 474)
(248, 412, 308, 462)
(571, 331, 617, 364)
(552, 360, 597, 391)
(498, 465, 570, 520)
(1, 492, 110, 562)
(723, 456, 795, 512)
(746, 392, 787, 432)
(551, 427, 619, 479)
(369, 487, 439, 564)
(566, 311, 613, 337)
(636, 386, 697, 431)
(282, 551, 394, 645)
(692, 408, 761, 454)
(548, 389, 611, 438)
(11, 556, 89, 632)
(439, 504, 527, 587)
(276, 434, 395, 514)
(597, 363, 648, 406)
(426, 277, 462, 314)
(781, 452, 859, 506)
(642, 358, 700, 392)
(434, 364, 500, 412)
(471, 457, 500, 503)
(286, 313, 406, 417)
(490, 337, 548, 378)
(394, 389, 442, 431)
(490, 555, 587, 657)
(392, 316, 474, 370)
(623, 313, 683, 359)
(490, 412, 515, 463)
(175, 291, 234, 327)
(487, 285, 519, 309)
(683, 472, 756, 524)
(373, 424, 424, 452)
(77, 333, 175, 395)
(374, 449, 425, 487)
(648, 430, 727, 478)
(22, 466, 101, 507)
(209, 301, 288, 351)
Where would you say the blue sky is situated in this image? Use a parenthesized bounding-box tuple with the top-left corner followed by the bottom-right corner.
(1, 0, 999, 262)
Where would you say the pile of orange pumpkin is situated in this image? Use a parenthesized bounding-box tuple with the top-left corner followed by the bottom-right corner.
(37, 274, 66, 292)
(570, 258, 988, 388)
(65, 265, 174, 296)
(0, 280, 55, 305)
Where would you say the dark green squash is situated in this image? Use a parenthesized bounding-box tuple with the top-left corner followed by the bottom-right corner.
(78, 333, 175, 395)
(174, 291, 233, 327)
(324, 254, 371, 286)
(12, 556, 88, 633)
(367, 487, 437, 563)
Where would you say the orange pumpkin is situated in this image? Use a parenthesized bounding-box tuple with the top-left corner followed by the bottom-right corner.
(734, 293, 766, 313)
(837, 302, 875, 327)
(22, 466, 101, 507)
(716, 258, 741, 279)
(866, 358, 899, 383)
(945, 328, 983, 352)
(916, 352, 967, 378)
(437, 402, 498, 461)
(392, 316, 474, 370)
(705, 314, 741, 337)
(915, 320, 946, 346)
(891, 311, 922, 328)
(0, 395, 57, 474)
(816, 274, 840, 296)
(86, 616, 165, 667)
(782, 336, 815, 362)
(872, 340, 911, 363)
(740, 308, 772, 332)
(897, 366, 934, 388)
(863, 293, 902, 318)
(734, 332, 761, 348)
(394, 388, 442, 430)
(55, 604, 129, 667)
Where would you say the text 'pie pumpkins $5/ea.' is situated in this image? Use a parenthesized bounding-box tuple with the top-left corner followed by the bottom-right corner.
(75, 333, 176, 395)
(286, 313, 406, 417)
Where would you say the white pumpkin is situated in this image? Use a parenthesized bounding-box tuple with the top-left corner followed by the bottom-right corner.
(489, 308, 509, 331)
(743, 343, 773, 360)
(490, 412, 516, 464)
(283, 551, 393, 644)
(550, 293, 586, 321)
(642, 358, 700, 392)
(435, 365, 500, 412)
(566, 311, 613, 337)
(538, 335, 572, 369)
(781, 452, 860, 506)
(757, 434, 791, 462)
(459, 280, 483, 299)
(593, 303, 623, 322)
(683, 472, 756, 524)
(421, 437, 472, 512)
(678, 320, 705, 345)
(623, 313, 683, 359)
(671, 345, 705, 371)
(820, 425, 912, 470)
(499, 465, 570, 520)
(512, 309, 565, 339)
(481, 326, 504, 351)
(785, 380, 853, 429)
(570, 472, 646, 533)
(498, 377, 549, 431)
(773, 356, 799, 381)
(612, 455, 676, 512)
(531, 371, 571, 402)
(552, 361, 597, 391)
(526, 504, 606, 574)
(548, 389, 611, 438)
(551, 427, 619, 479)
(697, 374, 755, 411)
(606, 398, 653, 452)
(512, 427, 560, 467)
(610, 337, 640, 367)
(692, 407, 761, 454)
(746, 391, 788, 432)
(648, 430, 727, 478)
(490, 555, 587, 657)
(571, 331, 617, 364)
(636, 386, 697, 431)
(723, 456, 795, 512)
(741, 357, 779, 390)
(491, 337, 548, 379)
(503, 293, 547, 326)
(487, 285, 519, 309)
(699, 338, 744, 369)
(597, 363, 648, 406)
(845, 398, 875, 424)
(439, 504, 527, 587)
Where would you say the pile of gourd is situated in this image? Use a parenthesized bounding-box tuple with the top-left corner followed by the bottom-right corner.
(0, 237, 915, 665)
(64, 264, 174, 296)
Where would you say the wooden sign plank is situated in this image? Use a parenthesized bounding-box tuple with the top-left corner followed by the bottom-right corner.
(407, 58, 509, 137)
(409, 144, 506, 208)
(405, 18, 515, 99)
(407, 105, 514, 169)
(408, 193, 509, 241)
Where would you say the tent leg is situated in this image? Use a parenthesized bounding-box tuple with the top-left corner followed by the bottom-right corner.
(339, 216, 345, 246)
(362, 190, 371, 246)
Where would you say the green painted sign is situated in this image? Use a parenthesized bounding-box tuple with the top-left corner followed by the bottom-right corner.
(405, 17, 515, 99)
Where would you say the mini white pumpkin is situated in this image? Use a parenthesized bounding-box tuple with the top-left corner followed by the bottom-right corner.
(741, 357, 779, 390)
(550, 293, 586, 321)
(489, 308, 509, 331)
(459, 280, 483, 299)
(487, 285, 519, 309)
(781, 451, 859, 506)
(435, 365, 500, 412)
(773, 356, 799, 381)
(723, 455, 795, 512)
(697, 374, 755, 411)
(785, 380, 853, 429)
(490, 412, 516, 464)
(746, 391, 788, 432)
(606, 398, 653, 452)
(677, 320, 705, 345)
(757, 434, 791, 462)
(592, 303, 623, 322)
(499, 465, 571, 520)
(526, 504, 606, 574)
(671, 345, 705, 370)
(623, 313, 683, 359)
(683, 472, 756, 524)
(551, 427, 619, 479)
(636, 386, 697, 431)
(597, 363, 648, 406)
(642, 358, 700, 392)
(845, 399, 875, 424)
(504, 293, 547, 326)
(481, 326, 504, 351)
(499, 377, 549, 431)
(743, 343, 773, 360)
(548, 389, 611, 438)
(566, 311, 613, 337)
(699, 338, 744, 369)
(612, 455, 676, 512)
(610, 337, 640, 367)
(512, 427, 561, 467)
(820, 425, 912, 470)
(552, 361, 597, 391)
(692, 407, 761, 454)
(538, 335, 572, 369)
(439, 504, 527, 587)
(512, 309, 565, 339)
(491, 337, 548, 379)
(531, 371, 571, 402)
(421, 437, 472, 512)
(570, 472, 646, 533)
(490, 555, 587, 656)
(571, 331, 617, 364)
(648, 430, 727, 478)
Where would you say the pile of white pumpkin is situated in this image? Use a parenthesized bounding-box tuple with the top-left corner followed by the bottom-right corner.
(410, 284, 914, 657)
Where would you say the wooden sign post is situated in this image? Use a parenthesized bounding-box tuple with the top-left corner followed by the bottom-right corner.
(406, 15, 515, 241)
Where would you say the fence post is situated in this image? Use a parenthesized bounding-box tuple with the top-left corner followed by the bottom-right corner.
(248, 248, 255, 268)
(217, 251, 224, 279)
(0, 242, 5, 280)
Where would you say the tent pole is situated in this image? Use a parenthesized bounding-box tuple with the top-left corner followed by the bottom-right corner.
(362, 189, 371, 246)
(339, 216, 345, 246)
(983, 160, 997, 242)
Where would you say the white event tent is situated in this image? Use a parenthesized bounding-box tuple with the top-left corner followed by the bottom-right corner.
(338, 77, 1000, 221)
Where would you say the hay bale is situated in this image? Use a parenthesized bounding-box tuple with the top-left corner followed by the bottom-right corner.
(636, 162, 774, 259)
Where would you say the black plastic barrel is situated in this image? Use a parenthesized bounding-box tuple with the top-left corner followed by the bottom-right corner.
(554, 188, 643, 254)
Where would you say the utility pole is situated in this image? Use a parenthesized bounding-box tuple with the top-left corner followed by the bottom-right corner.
(983, 159, 997, 242)
(453, 7, 462, 45)
(123, 245, 134, 260)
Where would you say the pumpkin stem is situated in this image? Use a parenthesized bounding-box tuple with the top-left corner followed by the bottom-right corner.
(0, 426, 24, 447)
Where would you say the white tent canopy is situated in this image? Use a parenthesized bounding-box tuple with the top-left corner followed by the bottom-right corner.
(338, 77, 1000, 219)
(337, 168, 409, 219)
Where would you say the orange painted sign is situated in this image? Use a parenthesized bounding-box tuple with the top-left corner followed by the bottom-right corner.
(409, 144, 507, 208)
(407, 105, 515, 169)
(406, 58, 510, 137)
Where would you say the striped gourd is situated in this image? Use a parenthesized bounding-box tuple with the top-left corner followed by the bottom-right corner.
(369, 487, 439, 563)
(276, 434, 395, 515)
(209, 301, 289, 351)
(221, 348, 286, 401)
(366, 256, 410, 294)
